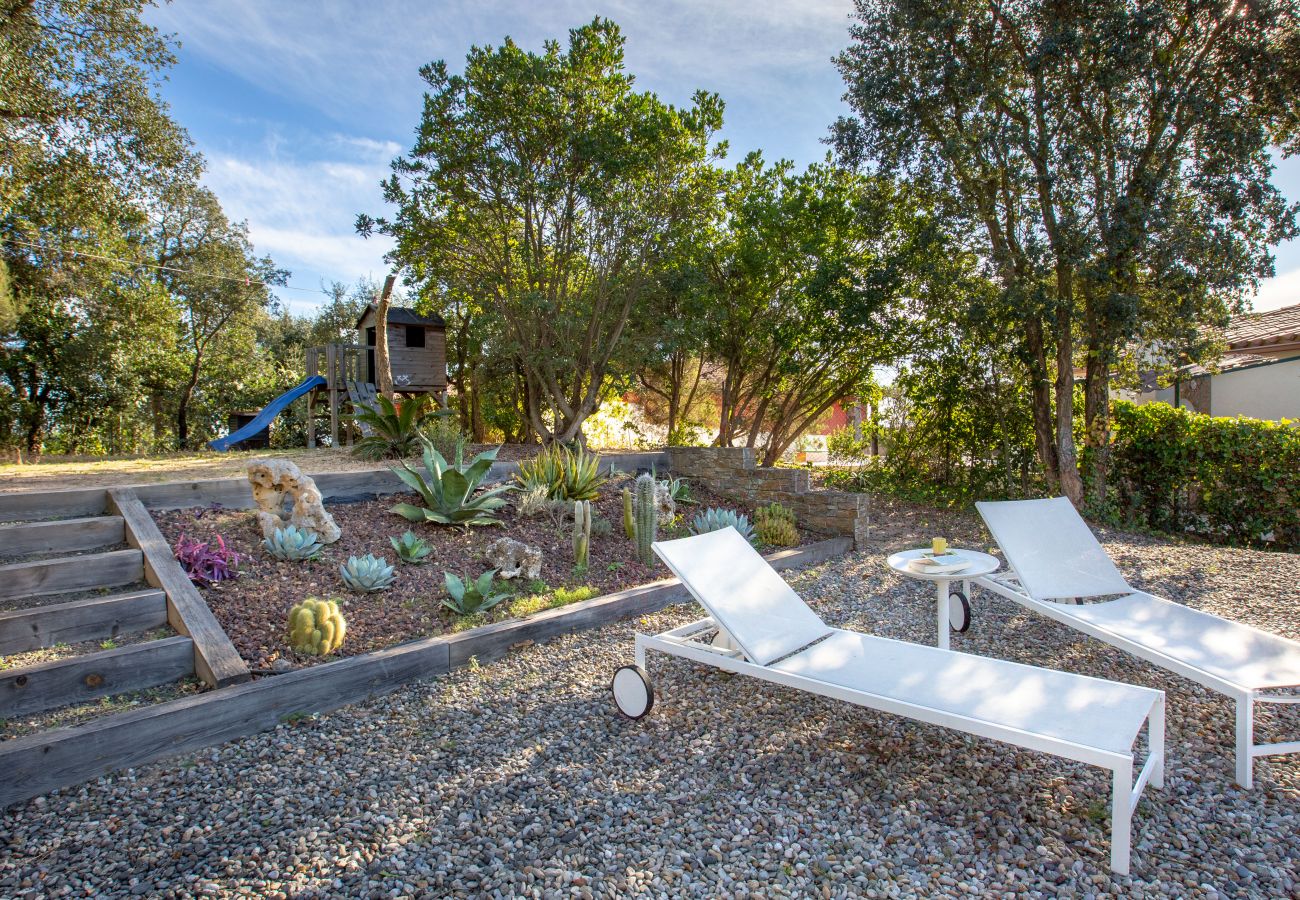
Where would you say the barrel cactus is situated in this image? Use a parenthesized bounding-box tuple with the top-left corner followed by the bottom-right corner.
(689, 507, 757, 545)
(572, 499, 592, 569)
(263, 525, 323, 561)
(287, 598, 346, 656)
(634, 473, 657, 565)
(754, 502, 798, 547)
(339, 553, 397, 592)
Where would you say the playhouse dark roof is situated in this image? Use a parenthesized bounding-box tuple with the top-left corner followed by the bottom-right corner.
(356, 304, 446, 329)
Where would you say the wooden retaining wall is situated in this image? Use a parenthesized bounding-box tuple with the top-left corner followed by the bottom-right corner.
(0, 537, 848, 810)
(0, 452, 668, 522)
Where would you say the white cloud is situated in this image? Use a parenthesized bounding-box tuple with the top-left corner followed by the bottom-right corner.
(1251, 264, 1300, 312)
(200, 140, 395, 304)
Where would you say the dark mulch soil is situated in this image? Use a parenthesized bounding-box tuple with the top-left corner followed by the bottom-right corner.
(152, 474, 809, 669)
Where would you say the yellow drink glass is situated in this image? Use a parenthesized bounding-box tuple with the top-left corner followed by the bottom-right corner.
(931, 537, 948, 556)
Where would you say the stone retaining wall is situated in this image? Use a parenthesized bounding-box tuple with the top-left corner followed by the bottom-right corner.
(668, 447, 869, 547)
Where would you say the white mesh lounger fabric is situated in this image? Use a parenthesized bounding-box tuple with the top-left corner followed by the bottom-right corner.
(976, 497, 1300, 788)
(611, 528, 1164, 874)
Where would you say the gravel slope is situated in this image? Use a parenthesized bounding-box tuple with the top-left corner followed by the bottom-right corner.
(1, 531, 1297, 899)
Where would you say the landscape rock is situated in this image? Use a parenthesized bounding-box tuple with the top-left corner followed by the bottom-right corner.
(246, 459, 341, 544)
(484, 537, 542, 580)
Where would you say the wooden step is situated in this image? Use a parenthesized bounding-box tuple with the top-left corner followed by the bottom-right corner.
(0, 635, 194, 718)
(0, 549, 143, 601)
(0, 589, 168, 656)
(0, 516, 125, 558)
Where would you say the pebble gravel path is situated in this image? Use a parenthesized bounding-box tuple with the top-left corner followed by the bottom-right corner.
(1, 522, 1297, 898)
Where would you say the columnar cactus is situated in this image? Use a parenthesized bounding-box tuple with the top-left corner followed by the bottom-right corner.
(622, 488, 636, 540)
(634, 473, 657, 565)
(287, 598, 346, 656)
(572, 499, 591, 568)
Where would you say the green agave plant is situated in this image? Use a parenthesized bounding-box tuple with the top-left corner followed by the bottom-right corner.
(442, 569, 511, 615)
(390, 438, 511, 527)
(263, 525, 323, 561)
(515, 444, 607, 501)
(350, 394, 436, 461)
(689, 507, 757, 545)
(339, 553, 397, 592)
(390, 529, 432, 564)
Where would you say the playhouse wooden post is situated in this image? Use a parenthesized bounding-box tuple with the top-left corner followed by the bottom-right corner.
(325, 343, 339, 448)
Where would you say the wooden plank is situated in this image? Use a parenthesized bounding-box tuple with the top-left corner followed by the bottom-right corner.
(0, 588, 168, 655)
(443, 537, 851, 668)
(0, 516, 124, 558)
(0, 635, 451, 809)
(0, 536, 848, 809)
(0, 635, 194, 718)
(108, 489, 250, 689)
(0, 549, 142, 601)
(0, 488, 106, 524)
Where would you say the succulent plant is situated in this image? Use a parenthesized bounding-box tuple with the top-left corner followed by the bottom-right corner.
(391, 439, 511, 527)
(689, 507, 757, 545)
(572, 499, 591, 568)
(634, 473, 657, 565)
(390, 530, 432, 564)
(622, 487, 635, 539)
(754, 502, 798, 547)
(263, 525, 323, 561)
(174, 532, 241, 584)
(515, 484, 551, 518)
(339, 553, 397, 592)
(515, 445, 607, 501)
(443, 569, 511, 615)
(287, 598, 346, 656)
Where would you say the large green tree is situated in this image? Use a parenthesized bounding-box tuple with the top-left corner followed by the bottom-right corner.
(360, 18, 724, 443)
(701, 153, 967, 465)
(834, 0, 1299, 504)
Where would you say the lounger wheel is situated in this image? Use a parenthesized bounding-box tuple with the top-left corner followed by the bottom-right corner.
(611, 665, 654, 720)
(949, 591, 971, 632)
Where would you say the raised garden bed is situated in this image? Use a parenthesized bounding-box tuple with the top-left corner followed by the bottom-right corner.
(152, 473, 816, 669)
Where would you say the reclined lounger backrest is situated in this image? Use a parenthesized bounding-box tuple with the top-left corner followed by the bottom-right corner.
(654, 528, 832, 666)
(977, 497, 1134, 601)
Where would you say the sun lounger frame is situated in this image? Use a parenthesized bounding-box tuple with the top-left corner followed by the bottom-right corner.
(634, 615, 1165, 874)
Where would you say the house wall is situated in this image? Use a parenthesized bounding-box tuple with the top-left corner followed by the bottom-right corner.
(1210, 357, 1300, 420)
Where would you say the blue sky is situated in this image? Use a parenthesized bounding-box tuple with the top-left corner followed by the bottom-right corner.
(146, 0, 1299, 315)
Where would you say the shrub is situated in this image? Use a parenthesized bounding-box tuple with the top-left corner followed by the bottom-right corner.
(173, 533, 241, 584)
(515, 444, 607, 501)
(391, 439, 511, 527)
(826, 425, 873, 462)
(423, 410, 463, 462)
(351, 394, 436, 460)
(443, 569, 511, 615)
(689, 507, 756, 545)
(1107, 400, 1299, 547)
(514, 484, 551, 518)
(287, 598, 346, 656)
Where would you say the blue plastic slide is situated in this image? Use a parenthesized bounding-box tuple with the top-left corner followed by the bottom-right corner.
(207, 375, 327, 452)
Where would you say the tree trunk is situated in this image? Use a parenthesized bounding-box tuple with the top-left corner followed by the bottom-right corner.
(1083, 351, 1111, 507)
(374, 275, 396, 399)
(1053, 307, 1084, 506)
(1022, 317, 1061, 492)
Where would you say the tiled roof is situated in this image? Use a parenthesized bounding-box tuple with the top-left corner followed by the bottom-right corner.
(1222, 302, 1300, 352)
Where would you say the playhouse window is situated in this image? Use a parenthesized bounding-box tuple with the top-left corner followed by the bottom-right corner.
(405, 325, 426, 348)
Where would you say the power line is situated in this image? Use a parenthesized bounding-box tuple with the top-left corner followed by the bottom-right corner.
(4, 236, 355, 296)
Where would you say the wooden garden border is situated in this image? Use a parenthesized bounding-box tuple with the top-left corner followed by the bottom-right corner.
(0, 537, 849, 810)
(0, 451, 668, 522)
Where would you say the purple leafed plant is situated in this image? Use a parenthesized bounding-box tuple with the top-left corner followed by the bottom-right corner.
(174, 532, 242, 585)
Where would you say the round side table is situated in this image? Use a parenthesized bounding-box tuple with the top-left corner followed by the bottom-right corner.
(886, 549, 1001, 650)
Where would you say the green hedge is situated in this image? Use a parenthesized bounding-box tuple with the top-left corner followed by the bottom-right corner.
(1107, 400, 1300, 548)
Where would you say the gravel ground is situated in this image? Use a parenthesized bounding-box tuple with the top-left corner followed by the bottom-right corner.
(1, 528, 1297, 898)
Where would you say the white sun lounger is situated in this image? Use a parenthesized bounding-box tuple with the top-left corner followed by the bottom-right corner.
(975, 497, 1300, 788)
(611, 528, 1165, 873)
